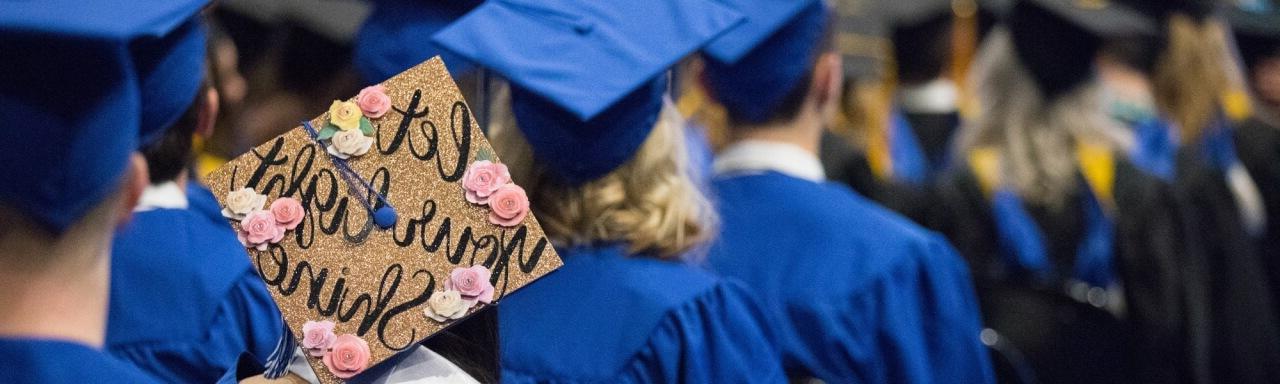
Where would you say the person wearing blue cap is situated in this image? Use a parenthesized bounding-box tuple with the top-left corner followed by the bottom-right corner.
(102, 6, 287, 383)
(432, 1, 789, 382)
(931, 1, 1197, 382)
(699, 1, 993, 382)
(0, 1, 217, 382)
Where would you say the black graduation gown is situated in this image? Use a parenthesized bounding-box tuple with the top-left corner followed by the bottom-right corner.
(819, 131, 935, 225)
(1175, 119, 1280, 384)
(930, 158, 1190, 384)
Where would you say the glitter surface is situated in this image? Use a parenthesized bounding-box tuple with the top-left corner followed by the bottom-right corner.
(207, 58, 563, 383)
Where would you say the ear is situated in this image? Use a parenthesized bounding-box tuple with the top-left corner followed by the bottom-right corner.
(115, 153, 149, 228)
(812, 52, 844, 109)
(195, 87, 219, 139)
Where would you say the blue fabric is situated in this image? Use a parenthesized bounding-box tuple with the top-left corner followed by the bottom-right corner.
(989, 183, 1116, 287)
(709, 172, 994, 383)
(0, 339, 161, 383)
(704, 1, 829, 123)
(1128, 116, 1177, 181)
(888, 110, 930, 186)
(107, 183, 282, 383)
(353, 0, 482, 83)
(133, 16, 208, 145)
(0, 0, 205, 233)
(433, 0, 742, 184)
(499, 244, 787, 383)
(1201, 117, 1241, 172)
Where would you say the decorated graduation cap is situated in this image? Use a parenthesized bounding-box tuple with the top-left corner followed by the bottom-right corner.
(1008, 0, 1155, 98)
(353, 0, 482, 83)
(432, 0, 744, 185)
(206, 56, 563, 383)
(0, 0, 206, 233)
(703, 0, 831, 124)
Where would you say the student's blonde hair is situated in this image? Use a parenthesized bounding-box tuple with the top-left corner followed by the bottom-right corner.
(486, 84, 717, 260)
(1152, 15, 1250, 143)
(957, 29, 1126, 208)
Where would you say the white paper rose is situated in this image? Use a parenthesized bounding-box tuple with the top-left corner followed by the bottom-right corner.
(423, 290, 470, 322)
(221, 187, 267, 220)
(327, 128, 374, 159)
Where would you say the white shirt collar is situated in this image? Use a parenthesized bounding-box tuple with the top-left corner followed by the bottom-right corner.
(896, 78, 960, 114)
(713, 140, 825, 182)
(134, 181, 188, 212)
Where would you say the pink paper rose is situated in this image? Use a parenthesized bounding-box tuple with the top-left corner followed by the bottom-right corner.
(237, 210, 285, 251)
(461, 160, 511, 204)
(446, 265, 495, 304)
(322, 334, 370, 379)
(488, 184, 529, 227)
(301, 320, 337, 357)
(269, 197, 305, 230)
(356, 85, 392, 119)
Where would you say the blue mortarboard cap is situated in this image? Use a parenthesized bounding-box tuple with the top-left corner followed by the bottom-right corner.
(703, 0, 830, 124)
(354, 0, 482, 83)
(434, 0, 744, 184)
(134, 14, 209, 145)
(0, 0, 207, 233)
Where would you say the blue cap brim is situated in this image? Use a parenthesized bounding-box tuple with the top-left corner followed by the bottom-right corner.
(354, 0, 482, 83)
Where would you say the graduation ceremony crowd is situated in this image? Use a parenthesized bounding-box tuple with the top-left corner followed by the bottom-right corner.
(3, 0, 1280, 382)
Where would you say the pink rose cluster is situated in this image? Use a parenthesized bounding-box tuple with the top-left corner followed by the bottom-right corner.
(461, 160, 529, 227)
(225, 190, 305, 250)
(301, 320, 370, 379)
(423, 265, 496, 322)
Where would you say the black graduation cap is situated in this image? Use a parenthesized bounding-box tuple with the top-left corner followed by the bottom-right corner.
(1008, 0, 1155, 98)
(881, 0, 958, 84)
(1228, 2, 1280, 69)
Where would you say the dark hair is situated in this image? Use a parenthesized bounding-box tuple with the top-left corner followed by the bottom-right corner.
(140, 83, 208, 184)
(731, 15, 837, 126)
(891, 13, 955, 85)
(421, 307, 501, 383)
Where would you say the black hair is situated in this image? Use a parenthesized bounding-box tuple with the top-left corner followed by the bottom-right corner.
(421, 307, 501, 382)
(891, 12, 955, 85)
(140, 83, 208, 184)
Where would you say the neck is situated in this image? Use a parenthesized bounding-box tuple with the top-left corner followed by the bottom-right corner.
(728, 111, 823, 155)
(0, 229, 113, 347)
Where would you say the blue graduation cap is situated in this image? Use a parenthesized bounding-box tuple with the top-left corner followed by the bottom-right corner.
(354, 0, 483, 83)
(0, 0, 207, 233)
(702, 0, 831, 124)
(433, 0, 744, 184)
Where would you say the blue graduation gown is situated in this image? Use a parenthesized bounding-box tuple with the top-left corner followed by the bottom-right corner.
(107, 184, 282, 382)
(0, 339, 161, 383)
(499, 244, 788, 383)
(709, 171, 993, 383)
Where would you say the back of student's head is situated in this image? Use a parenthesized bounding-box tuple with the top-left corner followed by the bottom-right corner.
(891, 12, 955, 86)
(141, 79, 212, 184)
(702, 2, 838, 127)
(488, 83, 717, 261)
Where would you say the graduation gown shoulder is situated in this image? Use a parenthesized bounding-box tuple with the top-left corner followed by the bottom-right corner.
(498, 244, 787, 383)
(709, 171, 993, 384)
(0, 339, 161, 383)
(106, 184, 282, 383)
(930, 158, 1192, 384)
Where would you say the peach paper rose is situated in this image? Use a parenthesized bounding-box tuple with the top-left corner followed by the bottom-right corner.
(322, 334, 370, 379)
(237, 210, 285, 251)
(461, 161, 511, 204)
(328, 129, 374, 159)
(446, 265, 495, 304)
(328, 100, 363, 131)
(356, 85, 392, 119)
(487, 184, 529, 227)
(270, 197, 305, 230)
(221, 187, 266, 220)
(301, 320, 337, 357)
